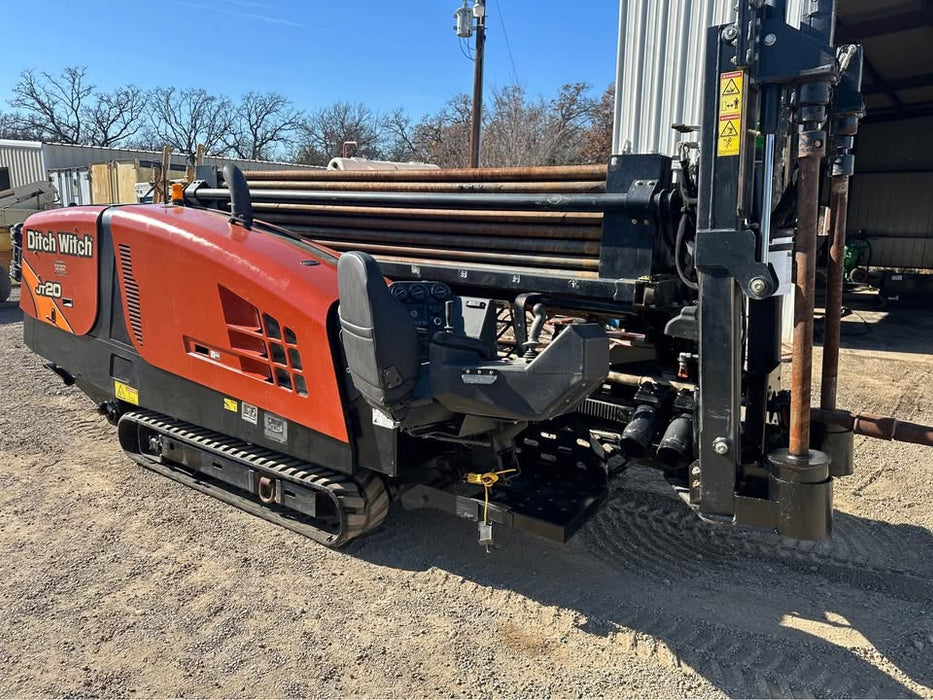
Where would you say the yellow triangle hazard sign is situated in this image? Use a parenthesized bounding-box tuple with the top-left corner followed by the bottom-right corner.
(720, 120, 739, 137)
(722, 78, 740, 95)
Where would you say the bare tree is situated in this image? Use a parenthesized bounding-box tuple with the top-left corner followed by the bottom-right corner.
(382, 108, 425, 163)
(581, 83, 615, 164)
(483, 83, 594, 167)
(295, 101, 385, 165)
(0, 111, 41, 140)
(7, 66, 148, 146)
(410, 93, 473, 168)
(147, 87, 235, 156)
(84, 84, 148, 146)
(227, 92, 302, 161)
(548, 82, 596, 163)
(10, 67, 93, 143)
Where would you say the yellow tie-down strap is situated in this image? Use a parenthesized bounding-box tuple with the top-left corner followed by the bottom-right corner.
(465, 469, 518, 524)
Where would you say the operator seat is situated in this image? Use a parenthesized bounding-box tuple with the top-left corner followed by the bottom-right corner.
(337, 251, 610, 428)
(337, 251, 421, 416)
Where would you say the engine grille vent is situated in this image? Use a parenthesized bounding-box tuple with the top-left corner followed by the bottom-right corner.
(218, 286, 307, 397)
(118, 243, 144, 346)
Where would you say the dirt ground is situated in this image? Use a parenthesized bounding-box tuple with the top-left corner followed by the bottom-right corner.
(0, 286, 931, 698)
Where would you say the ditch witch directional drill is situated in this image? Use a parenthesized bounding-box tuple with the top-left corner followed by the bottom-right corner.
(19, 0, 933, 549)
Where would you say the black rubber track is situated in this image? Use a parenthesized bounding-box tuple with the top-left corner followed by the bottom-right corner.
(119, 409, 389, 547)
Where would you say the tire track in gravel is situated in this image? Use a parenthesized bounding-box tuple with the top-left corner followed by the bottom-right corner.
(585, 480, 933, 584)
(571, 469, 933, 698)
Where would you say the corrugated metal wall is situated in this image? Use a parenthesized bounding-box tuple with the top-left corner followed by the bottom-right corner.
(612, 0, 804, 156)
(848, 174, 933, 268)
(848, 116, 933, 269)
(0, 140, 46, 188)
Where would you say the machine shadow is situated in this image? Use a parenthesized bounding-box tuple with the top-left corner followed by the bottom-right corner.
(346, 471, 932, 698)
(0, 299, 22, 325)
(816, 298, 933, 356)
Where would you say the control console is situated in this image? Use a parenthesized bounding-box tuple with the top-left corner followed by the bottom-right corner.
(389, 281, 452, 334)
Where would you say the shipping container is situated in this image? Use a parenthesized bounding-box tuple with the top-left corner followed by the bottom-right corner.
(49, 167, 92, 206)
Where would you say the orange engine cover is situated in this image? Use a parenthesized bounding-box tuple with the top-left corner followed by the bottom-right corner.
(110, 205, 348, 443)
(19, 206, 106, 335)
(23, 203, 350, 444)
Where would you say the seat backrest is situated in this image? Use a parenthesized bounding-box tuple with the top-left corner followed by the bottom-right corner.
(337, 251, 420, 413)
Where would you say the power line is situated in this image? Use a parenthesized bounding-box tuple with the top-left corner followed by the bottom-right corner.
(494, 0, 519, 85)
(459, 36, 474, 61)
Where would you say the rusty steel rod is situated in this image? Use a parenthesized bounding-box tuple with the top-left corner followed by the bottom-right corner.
(260, 212, 603, 239)
(288, 226, 601, 255)
(195, 188, 629, 212)
(247, 203, 602, 225)
(234, 180, 607, 193)
(367, 253, 599, 279)
(789, 148, 822, 457)
(607, 371, 696, 392)
(239, 164, 607, 182)
(811, 408, 933, 448)
(820, 176, 850, 410)
(314, 240, 599, 270)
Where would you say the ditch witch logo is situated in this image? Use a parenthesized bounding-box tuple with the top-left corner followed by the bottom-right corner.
(26, 229, 94, 258)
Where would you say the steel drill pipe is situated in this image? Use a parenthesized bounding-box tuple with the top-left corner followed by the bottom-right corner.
(287, 226, 601, 255)
(315, 241, 599, 271)
(239, 164, 607, 182)
(789, 144, 823, 457)
(368, 254, 600, 279)
(820, 176, 850, 410)
(606, 371, 696, 392)
(234, 180, 607, 194)
(260, 212, 603, 240)
(246, 203, 602, 226)
(811, 408, 933, 447)
(195, 188, 630, 212)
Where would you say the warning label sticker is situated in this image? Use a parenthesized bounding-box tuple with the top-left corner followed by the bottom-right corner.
(114, 380, 139, 406)
(717, 70, 744, 157)
(223, 397, 238, 412)
(718, 118, 741, 156)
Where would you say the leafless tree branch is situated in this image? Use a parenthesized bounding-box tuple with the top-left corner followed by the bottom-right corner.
(147, 87, 235, 157)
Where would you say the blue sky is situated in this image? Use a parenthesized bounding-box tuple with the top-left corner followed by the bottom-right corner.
(1, 1, 620, 118)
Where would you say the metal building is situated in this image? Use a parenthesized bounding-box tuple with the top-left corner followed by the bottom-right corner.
(0, 140, 45, 188)
(613, 0, 933, 270)
(0, 140, 319, 192)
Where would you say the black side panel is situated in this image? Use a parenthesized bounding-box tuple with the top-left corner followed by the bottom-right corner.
(25, 319, 355, 474)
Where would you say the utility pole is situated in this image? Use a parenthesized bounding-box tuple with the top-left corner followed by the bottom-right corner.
(454, 0, 486, 168)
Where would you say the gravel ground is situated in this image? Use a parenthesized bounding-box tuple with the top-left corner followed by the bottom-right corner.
(0, 286, 931, 698)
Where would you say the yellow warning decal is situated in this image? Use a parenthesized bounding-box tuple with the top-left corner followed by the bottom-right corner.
(717, 70, 744, 157)
(223, 397, 238, 412)
(114, 380, 139, 406)
(719, 71, 743, 116)
(718, 117, 741, 156)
